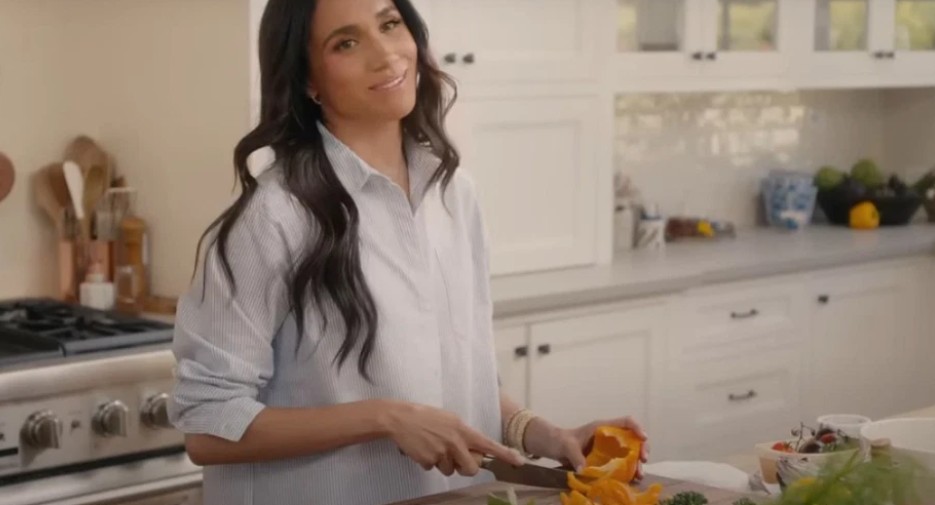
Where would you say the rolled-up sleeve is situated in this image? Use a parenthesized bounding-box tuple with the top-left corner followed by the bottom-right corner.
(168, 192, 293, 442)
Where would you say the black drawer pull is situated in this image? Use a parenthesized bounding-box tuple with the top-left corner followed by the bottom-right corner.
(730, 309, 759, 320)
(728, 390, 757, 402)
(537, 344, 551, 356)
(513, 346, 529, 358)
(692, 51, 704, 60)
(462, 52, 476, 64)
(443, 53, 457, 64)
(705, 52, 717, 60)
(818, 295, 830, 305)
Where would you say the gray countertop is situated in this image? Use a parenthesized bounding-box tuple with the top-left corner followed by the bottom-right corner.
(490, 224, 935, 318)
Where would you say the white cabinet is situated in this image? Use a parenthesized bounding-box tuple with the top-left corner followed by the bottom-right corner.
(669, 351, 802, 460)
(611, 0, 795, 91)
(803, 261, 918, 422)
(427, 0, 601, 91)
(526, 301, 667, 431)
(794, 0, 897, 87)
(494, 324, 530, 407)
(456, 95, 605, 276)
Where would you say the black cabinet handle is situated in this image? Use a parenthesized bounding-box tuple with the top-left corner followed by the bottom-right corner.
(462, 53, 476, 64)
(443, 53, 457, 64)
(728, 390, 757, 402)
(705, 52, 717, 60)
(692, 51, 704, 60)
(873, 51, 887, 59)
(513, 346, 528, 358)
(818, 295, 830, 305)
(537, 344, 551, 356)
(730, 309, 759, 320)
(887, 51, 897, 59)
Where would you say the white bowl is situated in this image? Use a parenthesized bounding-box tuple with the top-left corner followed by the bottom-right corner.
(860, 417, 935, 472)
(817, 414, 871, 439)
(755, 439, 859, 485)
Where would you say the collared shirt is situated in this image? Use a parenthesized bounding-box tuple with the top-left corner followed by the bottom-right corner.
(168, 123, 501, 505)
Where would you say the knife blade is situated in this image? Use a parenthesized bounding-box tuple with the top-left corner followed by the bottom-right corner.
(480, 456, 591, 490)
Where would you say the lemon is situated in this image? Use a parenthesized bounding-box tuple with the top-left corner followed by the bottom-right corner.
(849, 201, 880, 230)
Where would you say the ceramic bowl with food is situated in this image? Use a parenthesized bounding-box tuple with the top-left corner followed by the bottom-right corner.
(756, 424, 862, 485)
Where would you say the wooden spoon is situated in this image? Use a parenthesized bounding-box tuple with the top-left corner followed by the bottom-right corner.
(0, 151, 15, 204)
(64, 135, 110, 181)
(81, 164, 108, 241)
(34, 163, 67, 236)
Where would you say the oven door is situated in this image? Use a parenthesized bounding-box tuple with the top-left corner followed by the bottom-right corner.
(48, 476, 202, 505)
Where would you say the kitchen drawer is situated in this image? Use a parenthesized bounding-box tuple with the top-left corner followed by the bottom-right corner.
(670, 352, 801, 459)
(676, 278, 806, 361)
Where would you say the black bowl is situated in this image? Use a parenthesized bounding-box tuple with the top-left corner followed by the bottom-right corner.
(817, 190, 923, 226)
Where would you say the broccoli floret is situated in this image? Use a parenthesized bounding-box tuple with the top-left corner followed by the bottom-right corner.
(660, 491, 708, 505)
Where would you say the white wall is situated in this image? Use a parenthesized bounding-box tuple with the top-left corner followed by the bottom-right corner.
(0, 0, 250, 299)
(882, 87, 935, 184)
(614, 90, 889, 227)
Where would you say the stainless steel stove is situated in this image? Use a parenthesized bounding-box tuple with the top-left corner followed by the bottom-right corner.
(0, 299, 202, 505)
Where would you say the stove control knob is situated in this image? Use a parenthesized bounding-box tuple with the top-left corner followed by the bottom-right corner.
(22, 410, 63, 450)
(141, 393, 172, 429)
(93, 400, 129, 437)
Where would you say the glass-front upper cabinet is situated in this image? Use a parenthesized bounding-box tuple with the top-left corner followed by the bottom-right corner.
(798, 0, 895, 83)
(613, 0, 706, 87)
(612, 0, 793, 91)
(698, 0, 793, 81)
(887, 0, 935, 84)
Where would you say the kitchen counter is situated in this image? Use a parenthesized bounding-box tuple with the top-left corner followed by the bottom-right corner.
(491, 224, 935, 317)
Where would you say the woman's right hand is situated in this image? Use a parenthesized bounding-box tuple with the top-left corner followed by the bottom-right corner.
(382, 401, 525, 477)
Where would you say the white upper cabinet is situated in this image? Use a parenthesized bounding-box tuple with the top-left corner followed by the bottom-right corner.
(697, 0, 793, 83)
(605, 0, 935, 92)
(456, 95, 602, 275)
(427, 0, 601, 91)
(884, 0, 935, 85)
(795, 0, 893, 86)
(611, 0, 794, 91)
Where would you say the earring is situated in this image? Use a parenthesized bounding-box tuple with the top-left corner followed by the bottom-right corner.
(311, 93, 321, 105)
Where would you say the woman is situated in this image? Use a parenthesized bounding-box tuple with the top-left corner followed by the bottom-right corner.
(168, 0, 648, 504)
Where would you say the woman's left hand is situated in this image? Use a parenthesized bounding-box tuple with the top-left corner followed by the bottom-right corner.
(523, 416, 649, 479)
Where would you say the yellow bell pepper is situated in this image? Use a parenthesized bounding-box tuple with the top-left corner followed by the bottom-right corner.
(849, 201, 880, 230)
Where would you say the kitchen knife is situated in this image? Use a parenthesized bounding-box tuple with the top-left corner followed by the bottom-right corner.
(480, 456, 592, 489)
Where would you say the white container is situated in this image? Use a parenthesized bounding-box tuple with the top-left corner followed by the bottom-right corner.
(80, 273, 115, 311)
(817, 414, 872, 439)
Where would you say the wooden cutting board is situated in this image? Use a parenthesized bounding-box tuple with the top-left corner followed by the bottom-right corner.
(388, 475, 764, 505)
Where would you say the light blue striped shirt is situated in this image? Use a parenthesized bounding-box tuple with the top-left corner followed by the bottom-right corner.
(168, 124, 501, 505)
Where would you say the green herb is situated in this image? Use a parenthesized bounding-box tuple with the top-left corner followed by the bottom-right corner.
(660, 490, 708, 505)
(767, 450, 935, 505)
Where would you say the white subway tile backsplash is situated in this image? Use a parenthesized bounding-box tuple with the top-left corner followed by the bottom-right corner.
(615, 90, 887, 227)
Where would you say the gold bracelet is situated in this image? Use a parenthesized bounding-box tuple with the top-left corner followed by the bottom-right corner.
(504, 408, 536, 455)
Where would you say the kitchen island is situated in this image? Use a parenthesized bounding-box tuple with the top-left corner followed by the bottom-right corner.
(384, 405, 935, 505)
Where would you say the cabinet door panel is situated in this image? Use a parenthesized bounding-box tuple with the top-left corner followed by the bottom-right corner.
(457, 96, 601, 275)
(437, 0, 599, 85)
(528, 304, 663, 429)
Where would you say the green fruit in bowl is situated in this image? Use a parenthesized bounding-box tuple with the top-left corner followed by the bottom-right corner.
(851, 158, 885, 189)
(815, 166, 845, 191)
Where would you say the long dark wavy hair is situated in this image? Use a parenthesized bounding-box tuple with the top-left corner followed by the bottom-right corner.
(194, 0, 460, 381)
